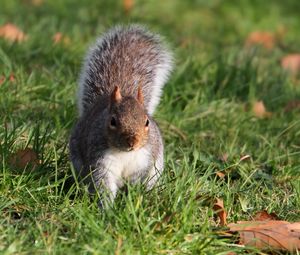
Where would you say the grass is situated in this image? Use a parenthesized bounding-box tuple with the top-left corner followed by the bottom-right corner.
(1, 0, 300, 254)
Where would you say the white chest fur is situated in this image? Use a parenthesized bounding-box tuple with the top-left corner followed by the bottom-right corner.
(102, 147, 150, 185)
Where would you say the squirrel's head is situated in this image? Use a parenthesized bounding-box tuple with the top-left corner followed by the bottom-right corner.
(106, 86, 150, 151)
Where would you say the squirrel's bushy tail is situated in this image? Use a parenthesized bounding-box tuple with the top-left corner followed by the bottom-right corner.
(77, 25, 173, 117)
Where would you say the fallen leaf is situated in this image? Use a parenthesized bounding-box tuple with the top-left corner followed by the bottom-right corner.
(245, 31, 276, 50)
(219, 153, 228, 162)
(0, 23, 27, 42)
(9, 73, 16, 82)
(52, 32, 71, 46)
(253, 210, 279, 221)
(123, 0, 134, 14)
(0, 73, 15, 85)
(281, 54, 300, 75)
(239, 155, 251, 162)
(114, 236, 123, 255)
(216, 171, 225, 178)
(213, 198, 227, 226)
(9, 148, 39, 170)
(252, 101, 272, 118)
(228, 221, 300, 252)
(53, 32, 62, 44)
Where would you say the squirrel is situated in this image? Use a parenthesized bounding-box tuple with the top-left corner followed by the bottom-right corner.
(69, 25, 173, 207)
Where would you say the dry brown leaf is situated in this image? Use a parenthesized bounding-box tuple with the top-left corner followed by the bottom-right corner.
(213, 198, 227, 226)
(253, 210, 279, 221)
(216, 171, 225, 179)
(9, 73, 16, 82)
(114, 236, 123, 255)
(281, 54, 300, 75)
(252, 101, 272, 118)
(52, 32, 71, 46)
(219, 153, 228, 162)
(53, 32, 63, 44)
(9, 148, 39, 170)
(0, 73, 15, 85)
(239, 155, 251, 162)
(245, 31, 276, 49)
(123, 0, 134, 14)
(0, 23, 27, 42)
(228, 221, 300, 252)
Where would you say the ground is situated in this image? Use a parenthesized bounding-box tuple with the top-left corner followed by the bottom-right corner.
(0, 0, 300, 254)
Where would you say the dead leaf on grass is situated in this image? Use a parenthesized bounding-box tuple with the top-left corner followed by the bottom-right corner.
(0, 23, 27, 42)
(228, 221, 300, 252)
(123, 0, 134, 14)
(216, 171, 226, 179)
(253, 210, 279, 221)
(219, 153, 228, 163)
(245, 31, 276, 50)
(9, 148, 39, 170)
(0, 73, 16, 85)
(239, 155, 251, 162)
(52, 32, 71, 46)
(9, 73, 16, 82)
(252, 101, 272, 118)
(281, 54, 300, 76)
(114, 236, 123, 255)
(213, 198, 227, 226)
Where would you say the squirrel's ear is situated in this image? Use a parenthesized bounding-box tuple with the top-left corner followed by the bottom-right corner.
(111, 86, 122, 103)
(137, 86, 144, 105)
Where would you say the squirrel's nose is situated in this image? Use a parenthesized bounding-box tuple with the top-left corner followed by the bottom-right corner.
(126, 136, 138, 148)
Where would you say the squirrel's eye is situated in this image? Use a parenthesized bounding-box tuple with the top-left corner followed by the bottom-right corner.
(110, 117, 117, 127)
(145, 118, 149, 127)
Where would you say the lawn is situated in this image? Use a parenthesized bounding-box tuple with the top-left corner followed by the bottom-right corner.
(1, 0, 300, 254)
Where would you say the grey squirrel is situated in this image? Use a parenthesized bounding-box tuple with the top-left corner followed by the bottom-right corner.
(69, 25, 173, 207)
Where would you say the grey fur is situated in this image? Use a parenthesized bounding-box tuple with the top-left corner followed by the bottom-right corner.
(78, 24, 173, 116)
(69, 25, 173, 207)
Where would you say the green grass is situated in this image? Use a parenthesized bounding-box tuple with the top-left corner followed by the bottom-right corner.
(1, 0, 300, 254)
